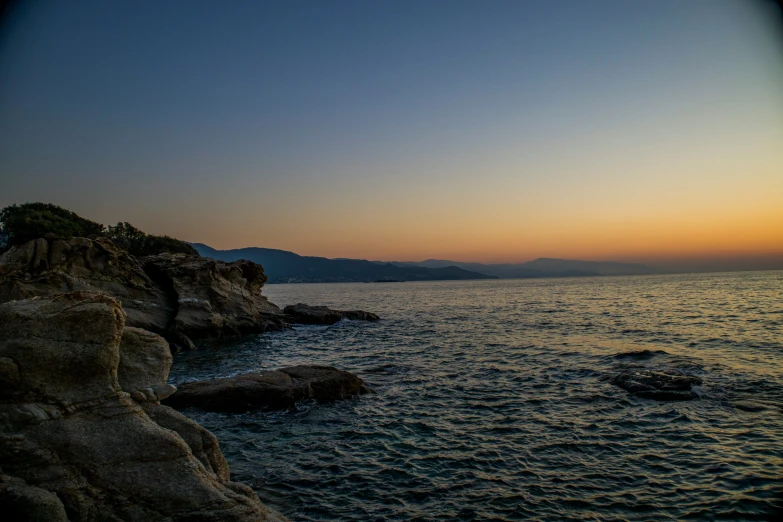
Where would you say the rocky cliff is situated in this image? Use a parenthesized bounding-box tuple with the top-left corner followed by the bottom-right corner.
(0, 237, 287, 350)
(0, 292, 287, 521)
(142, 253, 285, 340)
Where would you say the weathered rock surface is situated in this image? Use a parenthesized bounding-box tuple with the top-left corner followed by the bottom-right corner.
(0, 473, 69, 522)
(609, 369, 702, 401)
(143, 254, 287, 339)
(0, 236, 171, 334)
(0, 292, 287, 521)
(0, 237, 289, 349)
(141, 402, 231, 482)
(164, 366, 371, 413)
(118, 326, 173, 395)
(283, 303, 379, 325)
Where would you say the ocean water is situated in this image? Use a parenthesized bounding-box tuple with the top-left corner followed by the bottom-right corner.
(169, 271, 783, 521)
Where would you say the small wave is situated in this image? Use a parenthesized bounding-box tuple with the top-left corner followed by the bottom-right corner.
(732, 400, 770, 413)
(180, 272, 783, 521)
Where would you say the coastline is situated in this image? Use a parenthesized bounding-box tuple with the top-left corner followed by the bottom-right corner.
(0, 235, 378, 520)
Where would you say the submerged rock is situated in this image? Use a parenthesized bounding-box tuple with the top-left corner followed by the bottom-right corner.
(609, 369, 702, 401)
(283, 303, 379, 325)
(164, 365, 371, 413)
(0, 292, 287, 521)
(613, 349, 669, 360)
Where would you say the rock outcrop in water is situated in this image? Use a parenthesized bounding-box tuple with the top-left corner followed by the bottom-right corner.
(164, 366, 371, 413)
(609, 369, 702, 401)
(0, 292, 287, 521)
(613, 349, 670, 361)
(283, 303, 379, 325)
(143, 253, 286, 339)
(0, 237, 288, 350)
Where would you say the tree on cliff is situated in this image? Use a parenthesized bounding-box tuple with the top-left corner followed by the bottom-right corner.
(0, 203, 198, 257)
(106, 221, 198, 257)
(0, 203, 105, 249)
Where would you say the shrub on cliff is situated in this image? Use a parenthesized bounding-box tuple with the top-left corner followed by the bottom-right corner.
(106, 221, 198, 257)
(0, 203, 198, 257)
(0, 202, 105, 249)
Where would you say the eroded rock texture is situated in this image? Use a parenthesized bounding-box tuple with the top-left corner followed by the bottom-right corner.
(143, 254, 287, 339)
(0, 236, 170, 333)
(0, 237, 288, 350)
(0, 292, 287, 521)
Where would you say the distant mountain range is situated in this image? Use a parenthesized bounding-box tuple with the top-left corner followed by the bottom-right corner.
(192, 244, 658, 283)
(388, 258, 658, 279)
(191, 244, 497, 283)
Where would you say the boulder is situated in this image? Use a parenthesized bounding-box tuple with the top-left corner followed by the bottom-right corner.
(609, 369, 702, 401)
(0, 292, 287, 521)
(283, 303, 379, 325)
(164, 365, 371, 413)
(143, 254, 288, 339)
(0, 292, 123, 403)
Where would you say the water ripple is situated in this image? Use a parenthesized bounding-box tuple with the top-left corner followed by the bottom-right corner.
(171, 271, 783, 520)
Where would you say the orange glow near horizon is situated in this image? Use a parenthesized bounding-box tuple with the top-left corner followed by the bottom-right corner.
(2, 0, 782, 269)
(161, 141, 783, 264)
(173, 201, 783, 264)
(163, 105, 783, 265)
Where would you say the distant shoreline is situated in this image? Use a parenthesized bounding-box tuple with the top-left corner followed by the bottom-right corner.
(264, 268, 783, 284)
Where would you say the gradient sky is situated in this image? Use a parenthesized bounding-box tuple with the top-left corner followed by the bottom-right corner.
(1, 0, 781, 263)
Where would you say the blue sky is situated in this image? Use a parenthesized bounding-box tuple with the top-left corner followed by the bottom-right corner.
(1, 0, 781, 261)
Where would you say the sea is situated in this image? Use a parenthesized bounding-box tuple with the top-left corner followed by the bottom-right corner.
(168, 271, 783, 521)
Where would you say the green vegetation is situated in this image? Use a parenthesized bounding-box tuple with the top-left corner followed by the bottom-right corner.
(0, 203, 104, 248)
(0, 203, 197, 257)
(105, 221, 197, 257)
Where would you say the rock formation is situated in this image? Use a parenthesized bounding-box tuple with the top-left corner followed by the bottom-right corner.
(0, 292, 287, 521)
(0, 237, 288, 350)
(608, 369, 702, 401)
(143, 254, 286, 340)
(0, 236, 171, 333)
(164, 366, 371, 413)
(283, 303, 380, 325)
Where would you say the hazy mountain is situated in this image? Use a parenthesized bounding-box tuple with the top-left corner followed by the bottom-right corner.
(389, 257, 657, 278)
(191, 244, 497, 283)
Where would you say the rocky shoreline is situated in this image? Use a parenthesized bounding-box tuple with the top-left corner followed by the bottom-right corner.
(0, 292, 289, 521)
(0, 236, 379, 520)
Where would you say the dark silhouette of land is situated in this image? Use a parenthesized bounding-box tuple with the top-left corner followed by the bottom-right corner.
(390, 258, 658, 279)
(191, 244, 497, 284)
(196, 244, 783, 283)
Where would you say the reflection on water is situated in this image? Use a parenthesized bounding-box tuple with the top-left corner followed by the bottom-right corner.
(170, 271, 783, 520)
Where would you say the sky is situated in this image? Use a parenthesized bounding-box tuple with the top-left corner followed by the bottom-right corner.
(1, 0, 782, 264)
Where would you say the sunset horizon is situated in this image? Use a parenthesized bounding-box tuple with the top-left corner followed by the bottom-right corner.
(2, 0, 782, 270)
(1, 1, 782, 520)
